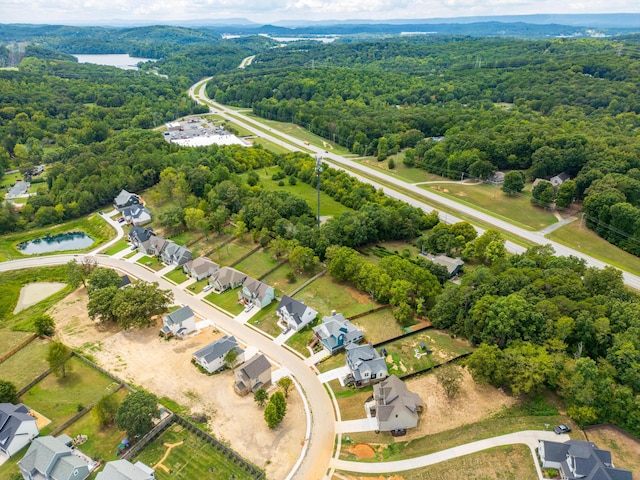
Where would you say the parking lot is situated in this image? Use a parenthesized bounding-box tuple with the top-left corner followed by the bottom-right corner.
(163, 116, 248, 147)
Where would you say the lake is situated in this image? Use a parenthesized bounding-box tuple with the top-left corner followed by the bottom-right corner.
(73, 54, 157, 70)
(18, 232, 94, 254)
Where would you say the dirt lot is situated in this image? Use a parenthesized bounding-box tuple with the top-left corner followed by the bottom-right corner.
(585, 425, 640, 474)
(48, 288, 306, 480)
(14, 282, 66, 313)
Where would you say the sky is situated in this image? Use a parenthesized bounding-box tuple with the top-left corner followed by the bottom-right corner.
(0, 0, 639, 25)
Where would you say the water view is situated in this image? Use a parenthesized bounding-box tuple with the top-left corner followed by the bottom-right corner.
(73, 54, 157, 70)
(18, 232, 94, 254)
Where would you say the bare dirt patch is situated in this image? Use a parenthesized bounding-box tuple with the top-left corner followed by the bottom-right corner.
(14, 282, 66, 313)
(350, 443, 375, 459)
(585, 425, 640, 473)
(48, 289, 306, 480)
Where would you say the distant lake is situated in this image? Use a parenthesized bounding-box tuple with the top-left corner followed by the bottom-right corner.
(17, 232, 94, 254)
(73, 54, 157, 70)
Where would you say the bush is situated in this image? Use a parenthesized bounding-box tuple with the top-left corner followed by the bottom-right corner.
(288, 176, 297, 185)
(278, 180, 285, 186)
(388, 158, 396, 169)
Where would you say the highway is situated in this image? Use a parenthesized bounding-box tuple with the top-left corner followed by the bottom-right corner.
(189, 78, 640, 291)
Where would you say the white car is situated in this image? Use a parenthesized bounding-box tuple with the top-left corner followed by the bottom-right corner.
(244, 303, 255, 313)
(202, 284, 213, 293)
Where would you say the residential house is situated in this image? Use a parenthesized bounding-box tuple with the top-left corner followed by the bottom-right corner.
(183, 257, 219, 281)
(95, 460, 155, 480)
(538, 439, 632, 480)
(122, 206, 152, 226)
(0, 403, 39, 458)
(234, 354, 272, 396)
(485, 171, 505, 185)
(118, 275, 132, 289)
(160, 306, 196, 338)
(371, 375, 422, 435)
(192, 336, 244, 374)
(140, 234, 167, 257)
(312, 313, 364, 355)
(425, 254, 464, 279)
(550, 172, 571, 189)
(209, 267, 246, 294)
(19, 435, 92, 480)
(276, 295, 317, 332)
(160, 241, 192, 267)
(113, 190, 141, 211)
(344, 343, 388, 388)
(128, 226, 153, 246)
(238, 277, 275, 309)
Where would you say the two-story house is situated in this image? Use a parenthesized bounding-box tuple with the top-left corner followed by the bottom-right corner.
(344, 343, 388, 388)
(312, 313, 363, 355)
(238, 277, 275, 309)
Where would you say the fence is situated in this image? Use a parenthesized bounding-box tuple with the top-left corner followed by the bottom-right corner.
(399, 352, 473, 382)
(372, 323, 433, 348)
(72, 352, 135, 393)
(0, 334, 38, 364)
(347, 305, 391, 321)
(258, 259, 289, 281)
(121, 411, 176, 460)
(582, 423, 640, 444)
(289, 269, 326, 297)
(230, 244, 263, 268)
(16, 369, 51, 398)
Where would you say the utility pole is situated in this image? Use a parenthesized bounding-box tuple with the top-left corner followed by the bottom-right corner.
(315, 155, 323, 229)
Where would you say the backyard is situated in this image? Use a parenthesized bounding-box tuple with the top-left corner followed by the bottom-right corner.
(0, 338, 51, 389)
(260, 263, 316, 296)
(234, 248, 282, 280)
(209, 237, 257, 266)
(292, 275, 379, 318)
(349, 308, 404, 345)
(0, 329, 34, 357)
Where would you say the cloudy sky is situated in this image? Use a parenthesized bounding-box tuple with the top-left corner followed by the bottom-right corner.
(0, 0, 638, 25)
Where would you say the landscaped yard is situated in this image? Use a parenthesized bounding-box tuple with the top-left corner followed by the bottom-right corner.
(248, 302, 281, 338)
(285, 322, 319, 357)
(101, 238, 130, 256)
(209, 238, 256, 266)
(133, 422, 258, 480)
(205, 288, 244, 315)
(234, 248, 281, 280)
(350, 308, 404, 345)
(316, 352, 347, 374)
(19, 356, 117, 434)
(293, 275, 379, 318)
(164, 267, 189, 285)
(0, 329, 34, 357)
(186, 278, 209, 294)
(136, 255, 165, 272)
(0, 338, 51, 389)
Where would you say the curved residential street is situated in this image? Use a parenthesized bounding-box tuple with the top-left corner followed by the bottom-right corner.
(189, 77, 640, 291)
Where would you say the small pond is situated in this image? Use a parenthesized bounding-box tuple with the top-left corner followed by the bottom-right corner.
(17, 231, 94, 254)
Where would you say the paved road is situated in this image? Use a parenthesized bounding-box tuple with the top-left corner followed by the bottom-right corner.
(188, 78, 640, 290)
(331, 430, 569, 478)
(0, 254, 335, 480)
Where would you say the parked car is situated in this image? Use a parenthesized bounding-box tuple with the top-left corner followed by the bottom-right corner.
(202, 284, 213, 292)
(117, 217, 125, 223)
(244, 303, 255, 313)
(130, 244, 138, 251)
(553, 424, 571, 434)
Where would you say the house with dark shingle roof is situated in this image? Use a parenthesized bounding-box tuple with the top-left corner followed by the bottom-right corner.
(371, 375, 422, 434)
(209, 267, 246, 294)
(238, 277, 275, 309)
(276, 295, 317, 332)
(95, 459, 155, 480)
(312, 313, 363, 355)
(425, 254, 464, 278)
(113, 190, 141, 211)
(160, 305, 196, 338)
(160, 241, 192, 267)
(128, 226, 153, 247)
(18, 435, 92, 480)
(0, 403, 39, 458)
(344, 343, 388, 388)
(538, 439, 632, 480)
(122, 205, 152, 226)
(192, 336, 244, 373)
(234, 354, 271, 396)
(183, 257, 219, 281)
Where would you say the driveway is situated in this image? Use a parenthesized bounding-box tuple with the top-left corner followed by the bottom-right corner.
(335, 418, 378, 434)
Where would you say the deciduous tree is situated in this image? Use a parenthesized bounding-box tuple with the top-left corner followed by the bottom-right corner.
(115, 391, 160, 438)
(47, 342, 71, 378)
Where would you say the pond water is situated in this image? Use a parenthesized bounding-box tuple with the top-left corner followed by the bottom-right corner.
(17, 232, 94, 254)
(72, 54, 157, 70)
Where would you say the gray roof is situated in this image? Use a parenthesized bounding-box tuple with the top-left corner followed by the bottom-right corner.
(96, 460, 154, 480)
(210, 267, 246, 287)
(277, 295, 316, 326)
(122, 205, 151, 220)
(346, 343, 388, 382)
(428, 254, 464, 275)
(114, 189, 139, 207)
(187, 257, 219, 277)
(374, 375, 422, 422)
(6, 181, 29, 198)
(236, 354, 271, 381)
(129, 226, 153, 244)
(163, 306, 194, 326)
(313, 313, 363, 350)
(19, 436, 90, 480)
(0, 403, 36, 451)
(193, 336, 242, 364)
(541, 440, 632, 480)
(241, 277, 272, 301)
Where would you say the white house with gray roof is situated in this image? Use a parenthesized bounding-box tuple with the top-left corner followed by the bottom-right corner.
(312, 313, 363, 355)
(122, 205, 152, 226)
(344, 343, 388, 388)
(371, 375, 422, 434)
(183, 257, 219, 281)
(192, 336, 244, 373)
(19, 435, 92, 480)
(276, 295, 317, 332)
(238, 277, 275, 309)
(234, 354, 272, 396)
(95, 459, 155, 480)
(160, 305, 196, 338)
(0, 403, 39, 458)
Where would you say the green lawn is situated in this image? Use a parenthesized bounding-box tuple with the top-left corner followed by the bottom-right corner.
(0, 444, 27, 478)
(164, 268, 189, 285)
(0, 171, 23, 188)
(187, 233, 233, 258)
(421, 182, 557, 231)
(356, 155, 445, 184)
(205, 288, 243, 315)
(0, 329, 33, 357)
(101, 238, 130, 256)
(234, 249, 280, 279)
(350, 309, 404, 345)
(133, 422, 258, 480)
(285, 321, 320, 358)
(209, 238, 256, 266)
(316, 352, 346, 373)
(261, 263, 315, 296)
(0, 338, 51, 389)
(547, 219, 640, 278)
(0, 213, 115, 262)
(186, 278, 209, 294)
(249, 137, 292, 155)
(136, 255, 165, 271)
(293, 275, 379, 318)
(248, 302, 281, 338)
(19, 356, 117, 435)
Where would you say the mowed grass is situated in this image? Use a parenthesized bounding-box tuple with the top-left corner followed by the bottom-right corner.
(423, 182, 557, 231)
(136, 255, 165, 271)
(261, 263, 315, 296)
(0, 329, 33, 357)
(547, 220, 640, 279)
(285, 321, 319, 358)
(331, 380, 373, 420)
(357, 155, 445, 184)
(133, 423, 258, 480)
(209, 238, 256, 266)
(0, 338, 51, 389)
(293, 275, 379, 318)
(20, 356, 116, 435)
(205, 288, 244, 315)
(187, 233, 232, 258)
(186, 278, 209, 294)
(350, 308, 404, 344)
(164, 267, 189, 284)
(336, 444, 537, 480)
(248, 302, 282, 338)
(249, 137, 292, 155)
(234, 248, 281, 279)
(101, 238, 130, 256)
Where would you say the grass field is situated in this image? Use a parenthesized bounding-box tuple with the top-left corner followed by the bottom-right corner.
(350, 308, 404, 345)
(186, 278, 209, 294)
(20, 356, 117, 435)
(357, 156, 445, 184)
(547, 220, 640, 278)
(285, 322, 319, 357)
(164, 268, 189, 284)
(260, 263, 315, 296)
(101, 238, 130, 256)
(0, 330, 33, 357)
(248, 302, 282, 338)
(186, 233, 233, 258)
(136, 255, 165, 272)
(133, 422, 258, 480)
(209, 238, 256, 266)
(249, 137, 292, 155)
(336, 444, 537, 480)
(293, 275, 379, 318)
(0, 213, 115, 262)
(205, 288, 244, 315)
(423, 182, 557, 231)
(0, 171, 22, 189)
(234, 248, 281, 280)
(0, 338, 51, 389)
(316, 352, 346, 374)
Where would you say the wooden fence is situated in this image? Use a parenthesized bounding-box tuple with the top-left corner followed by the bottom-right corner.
(0, 334, 38, 364)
